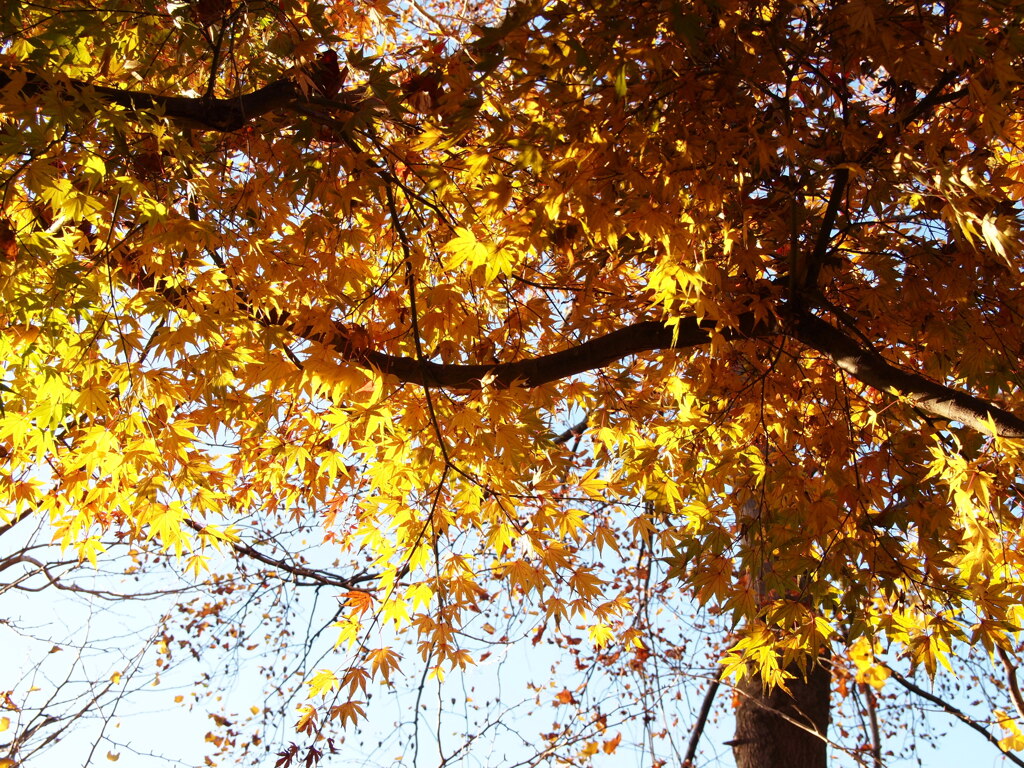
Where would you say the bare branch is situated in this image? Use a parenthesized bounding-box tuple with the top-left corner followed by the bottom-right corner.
(997, 647, 1024, 725)
(683, 672, 722, 767)
(885, 665, 1024, 768)
(858, 682, 882, 768)
(183, 520, 375, 591)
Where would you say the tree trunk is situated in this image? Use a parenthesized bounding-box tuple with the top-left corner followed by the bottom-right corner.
(730, 660, 831, 768)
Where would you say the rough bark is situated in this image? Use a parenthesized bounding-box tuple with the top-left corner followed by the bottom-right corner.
(731, 660, 831, 768)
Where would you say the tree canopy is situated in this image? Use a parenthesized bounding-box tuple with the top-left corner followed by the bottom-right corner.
(3, 0, 1024, 765)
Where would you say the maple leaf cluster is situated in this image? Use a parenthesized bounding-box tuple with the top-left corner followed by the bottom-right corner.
(1, 0, 1024, 765)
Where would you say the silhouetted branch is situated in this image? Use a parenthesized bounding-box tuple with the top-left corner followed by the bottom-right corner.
(998, 647, 1024, 725)
(793, 313, 1024, 438)
(885, 665, 1024, 768)
(184, 520, 375, 590)
(290, 309, 1024, 439)
(859, 682, 882, 768)
(0, 69, 366, 132)
(683, 672, 722, 767)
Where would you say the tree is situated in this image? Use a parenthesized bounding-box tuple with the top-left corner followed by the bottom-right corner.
(2, 0, 1024, 765)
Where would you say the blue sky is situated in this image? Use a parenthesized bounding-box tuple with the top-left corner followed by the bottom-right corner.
(3, 516, 1021, 768)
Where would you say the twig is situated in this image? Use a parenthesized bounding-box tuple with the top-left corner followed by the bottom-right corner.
(184, 520, 375, 590)
(884, 664, 1024, 767)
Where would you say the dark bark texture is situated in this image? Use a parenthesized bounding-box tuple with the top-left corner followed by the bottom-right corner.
(731, 661, 831, 768)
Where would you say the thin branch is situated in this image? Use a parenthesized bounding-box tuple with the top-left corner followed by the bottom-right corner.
(0, 554, 187, 600)
(184, 520, 375, 590)
(859, 682, 882, 768)
(998, 647, 1024, 725)
(552, 415, 589, 446)
(884, 665, 1024, 768)
(682, 672, 722, 767)
(796, 69, 961, 306)
(380, 169, 452, 468)
(896, 70, 963, 131)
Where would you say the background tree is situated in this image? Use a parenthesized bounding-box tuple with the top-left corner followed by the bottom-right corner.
(2, 0, 1024, 766)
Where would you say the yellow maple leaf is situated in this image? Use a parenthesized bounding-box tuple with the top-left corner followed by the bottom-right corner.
(849, 637, 889, 690)
(588, 623, 614, 648)
(305, 669, 339, 698)
(443, 227, 492, 272)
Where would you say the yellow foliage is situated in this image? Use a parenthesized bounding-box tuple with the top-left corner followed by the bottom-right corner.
(3, 0, 1024, 761)
(849, 638, 889, 691)
(306, 669, 340, 699)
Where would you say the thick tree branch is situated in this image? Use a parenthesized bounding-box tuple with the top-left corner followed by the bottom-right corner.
(799, 166, 849, 293)
(0, 69, 364, 132)
(297, 312, 773, 388)
(295, 310, 1024, 439)
(793, 313, 1024, 439)
(281, 304, 1024, 439)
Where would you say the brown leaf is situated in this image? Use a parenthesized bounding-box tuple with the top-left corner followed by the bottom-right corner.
(0, 219, 17, 261)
